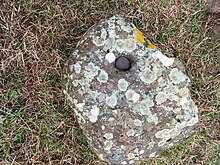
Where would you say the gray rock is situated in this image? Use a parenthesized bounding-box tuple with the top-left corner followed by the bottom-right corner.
(63, 15, 199, 165)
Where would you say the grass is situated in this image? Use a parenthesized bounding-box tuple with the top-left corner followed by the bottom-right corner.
(0, 0, 219, 164)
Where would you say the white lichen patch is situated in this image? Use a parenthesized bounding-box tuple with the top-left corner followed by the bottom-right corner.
(134, 119, 142, 127)
(99, 154, 104, 160)
(155, 129, 169, 139)
(75, 102, 85, 112)
(169, 68, 186, 84)
(74, 62, 81, 74)
(84, 62, 100, 80)
(179, 87, 190, 98)
(125, 89, 140, 102)
(155, 92, 167, 105)
(121, 161, 127, 165)
(125, 38, 136, 52)
(147, 114, 158, 124)
(152, 62, 165, 77)
(90, 105, 100, 116)
(103, 133, 113, 140)
(157, 77, 166, 86)
(180, 97, 188, 109)
(164, 84, 179, 95)
(88, 115, 98, 123)
(149, 152, 156, 158)
(101, 28, 107, 39)
(152, 50, 174, 67)
(105, 52, 116, 63)
(187, 116, 199, 126)
(121, 24, 132, 33)
(115, 39, 126, 53)
(139, 150, 145, 154)
(148, 141, 155, 149)
(129, 160, 134, 164)
(104, 140, 113, 151)
(127, 153, 135, 160)
(97, 69, 108, 83)
(109, 29, 116, 38)
(158, 139, 166, 147)
(72, 80, 79, 87)
(118, 78, 129, 91)
(93, 36, 104, 47)
(126, 129, 135, 137)
(108, 20, 115, 29)
(139, 67, 157, 84)
(106, 93, 117, 107)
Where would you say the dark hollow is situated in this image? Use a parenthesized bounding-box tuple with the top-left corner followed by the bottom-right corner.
(115, 56, 131, 71)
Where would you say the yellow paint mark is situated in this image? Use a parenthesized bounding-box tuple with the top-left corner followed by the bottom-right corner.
(136, 28, 145, 45)
(135, 28, 157, 49)
(146, 39, 158, 49)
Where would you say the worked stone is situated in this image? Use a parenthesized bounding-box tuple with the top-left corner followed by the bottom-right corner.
(63, 15, 199, 165)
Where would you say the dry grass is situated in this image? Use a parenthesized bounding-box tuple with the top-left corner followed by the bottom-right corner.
(0, 0, 219, 164)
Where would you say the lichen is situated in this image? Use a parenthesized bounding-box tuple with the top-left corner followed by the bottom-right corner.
(90, 105, 100, 116)
(125, 38, 136, 52)
(169, 68, 187, 84)
(133, 119, 142, 127)
(127, 153, 135, 159)
(115, 39, 126, 53)
(149, 152, 156, 158)
(151, 50, 174, 67)
(74, 62, 81, 74)
(93, 36, 105, 47)
(84, 62, 100, 80)
(139, 67, 157, 84)
(126, 129, 135, 137)
(155, 91, 167, 105)
(103, 133, 114, 140)
(104, 140, 113, 151)
(105, 52, 116, 63)
(88, 115, 98, 123)
(118, 78, 129, 91)
(106, 92, 118, 107)
(97, 69, 108, 83)
(125, 89, 140, 102)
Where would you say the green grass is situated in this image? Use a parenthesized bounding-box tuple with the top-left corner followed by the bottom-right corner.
(0, 0, 219, 164)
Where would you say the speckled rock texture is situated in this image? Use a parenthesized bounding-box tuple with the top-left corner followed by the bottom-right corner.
(63, 16, 199, 165)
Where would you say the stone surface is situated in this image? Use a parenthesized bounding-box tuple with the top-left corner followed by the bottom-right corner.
(63, 16, 199, 165)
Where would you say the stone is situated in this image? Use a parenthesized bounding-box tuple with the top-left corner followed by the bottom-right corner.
(63, 15, 199, 165)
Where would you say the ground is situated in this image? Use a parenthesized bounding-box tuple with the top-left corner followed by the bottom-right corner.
(0, 0, 219, 165)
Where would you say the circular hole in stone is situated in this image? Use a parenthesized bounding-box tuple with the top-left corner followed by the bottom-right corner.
(115, 56, 131, 71)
